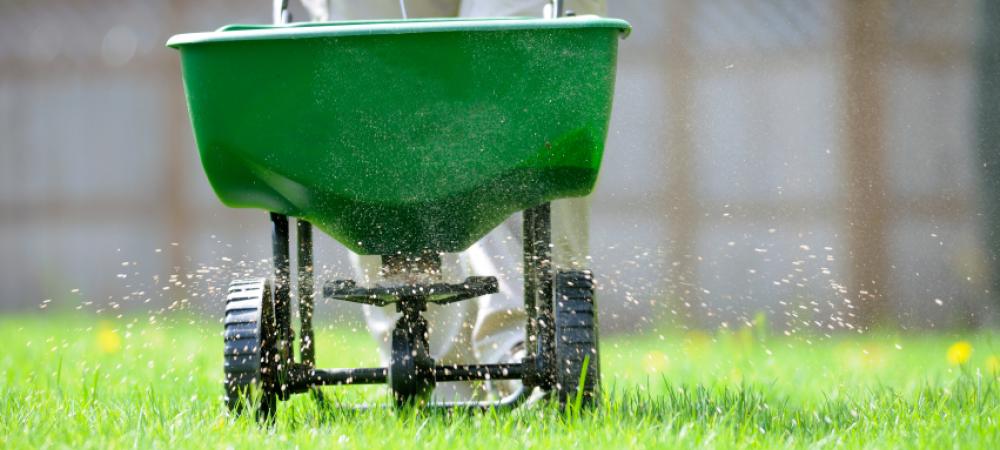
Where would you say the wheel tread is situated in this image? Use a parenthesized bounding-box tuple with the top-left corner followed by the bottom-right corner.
(552, 270, 601, 407)
(220, 277, 277, 419)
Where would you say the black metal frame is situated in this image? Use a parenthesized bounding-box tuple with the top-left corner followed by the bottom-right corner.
(265, 202, 554, 409)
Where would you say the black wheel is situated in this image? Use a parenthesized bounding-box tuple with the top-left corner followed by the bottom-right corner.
(223, 278, 279, 419)
(553, 270, 601, 407)
(389, 314, 435, 406)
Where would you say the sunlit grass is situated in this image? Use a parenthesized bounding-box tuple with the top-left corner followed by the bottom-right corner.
(1, 314, 998, 449)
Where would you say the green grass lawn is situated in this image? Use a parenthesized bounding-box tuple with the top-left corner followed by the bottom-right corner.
(1, 314, 998, 449)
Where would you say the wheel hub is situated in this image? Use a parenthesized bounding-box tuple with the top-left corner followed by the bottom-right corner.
(388, 299, 436, 405)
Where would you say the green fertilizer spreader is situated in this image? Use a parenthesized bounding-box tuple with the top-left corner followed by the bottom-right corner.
(168, 0, 629, 417)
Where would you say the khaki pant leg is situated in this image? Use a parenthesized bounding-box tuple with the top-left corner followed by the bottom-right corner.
(459, 0, 605, 17)
(314, 0, 459, 20)
(307, 0, 605, 21)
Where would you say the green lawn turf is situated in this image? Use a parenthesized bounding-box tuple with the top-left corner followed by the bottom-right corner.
(1, 314, 998, 449)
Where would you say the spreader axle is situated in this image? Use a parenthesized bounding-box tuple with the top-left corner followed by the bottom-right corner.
(288, 363, 524, 389)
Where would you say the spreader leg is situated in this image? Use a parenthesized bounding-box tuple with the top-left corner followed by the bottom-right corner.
(523, 203, 554, 388)
(295, 219, 328, 404)
(270, 213, 294, 370)
(297, 219, 316, 368)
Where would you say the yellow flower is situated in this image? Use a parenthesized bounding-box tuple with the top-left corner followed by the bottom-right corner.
(946, 341, 972, 366)
(986, 355, 1000, 375)
(682, 330, 711, 358)
(644, 351, 669, 373)
(97, 322, 122, 354)
(857, 346, 886, 370)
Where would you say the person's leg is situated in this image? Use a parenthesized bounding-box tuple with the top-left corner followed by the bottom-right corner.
(313, 0, 459, 20)
(459, 0, 605, 17)
(309, 0, 605, 22)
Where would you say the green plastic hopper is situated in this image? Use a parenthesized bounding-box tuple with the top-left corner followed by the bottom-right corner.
(168, 17, 630, 255)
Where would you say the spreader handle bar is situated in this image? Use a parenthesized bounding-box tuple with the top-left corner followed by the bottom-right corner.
(544, 0, 564, 19)
(273, 0, 291, 24)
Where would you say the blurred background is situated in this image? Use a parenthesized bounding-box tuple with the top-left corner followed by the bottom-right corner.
(0, 0, 998, 333)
